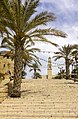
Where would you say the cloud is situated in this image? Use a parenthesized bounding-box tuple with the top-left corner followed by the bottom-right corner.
(38, 0, 78, 43)
(39, 0, 78, 25)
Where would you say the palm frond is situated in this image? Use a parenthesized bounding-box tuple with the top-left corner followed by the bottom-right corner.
(23, 0, 39, 25)
(23, 12, 56, 32)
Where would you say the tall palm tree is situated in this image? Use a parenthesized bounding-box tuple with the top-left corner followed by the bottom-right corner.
(53, 45, 74, 79)
(0, 0, 66, 97)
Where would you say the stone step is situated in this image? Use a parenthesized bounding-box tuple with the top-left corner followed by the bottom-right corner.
(0, 105, 77, 110)
(2, 100, 78, 104)
(0, 79, 10, 86)
(0, 88, 8, 93)
(0, 85, 8, 103)
(0, 118, 77, 119)
(0, 108, 76, 112)
(0, 92, 8, 97)
(0, 111, 77, 117)
(0, 98, 4, 103)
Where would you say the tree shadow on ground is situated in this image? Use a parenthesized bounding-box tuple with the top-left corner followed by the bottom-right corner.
(65, 81, 78, 85)
(21, 89, 50, 98)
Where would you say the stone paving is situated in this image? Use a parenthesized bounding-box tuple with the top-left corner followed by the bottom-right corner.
(0, 79, 78, 119)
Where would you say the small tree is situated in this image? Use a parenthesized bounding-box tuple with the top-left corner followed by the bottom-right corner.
(29, 62, 41, 79)
(53, 45, 74, 79)
(33, 72, 42, 79)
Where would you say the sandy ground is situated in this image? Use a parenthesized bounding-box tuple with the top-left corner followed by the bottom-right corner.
(0, 78, 78, 119)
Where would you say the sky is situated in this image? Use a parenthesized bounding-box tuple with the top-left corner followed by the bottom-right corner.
(39, 0, 78, 46)
(26, 0, 78, 78)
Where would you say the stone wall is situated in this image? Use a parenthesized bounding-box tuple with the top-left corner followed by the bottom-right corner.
(0, 55, 14, 79)
(0, 79, 10, 103)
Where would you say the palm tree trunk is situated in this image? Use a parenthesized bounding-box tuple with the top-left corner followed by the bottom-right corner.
(65, 59, 70, 79)
(10, 43, 23, 97)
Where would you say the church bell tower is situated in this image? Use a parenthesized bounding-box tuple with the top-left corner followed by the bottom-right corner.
(47, 57, 52, 79)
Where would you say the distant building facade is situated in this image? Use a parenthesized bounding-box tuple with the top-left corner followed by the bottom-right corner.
(0, 51, 14, 79)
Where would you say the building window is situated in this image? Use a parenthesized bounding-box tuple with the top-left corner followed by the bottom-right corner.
(7, 63, 10, 68)
(7, 56, 9, 59)
(3, 64, 5, 67)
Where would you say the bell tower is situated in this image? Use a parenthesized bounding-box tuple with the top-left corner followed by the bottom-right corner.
(47, 57, 52, 79)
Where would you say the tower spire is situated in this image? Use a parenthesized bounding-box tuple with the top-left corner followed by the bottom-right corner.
(47, 57, 52, 79)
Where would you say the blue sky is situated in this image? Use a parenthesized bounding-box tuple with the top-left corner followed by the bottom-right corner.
(39, 0, 78, 43)
(26, 0, 78, 78)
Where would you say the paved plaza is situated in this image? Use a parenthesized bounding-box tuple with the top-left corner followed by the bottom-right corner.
(0, 79, 78, 119)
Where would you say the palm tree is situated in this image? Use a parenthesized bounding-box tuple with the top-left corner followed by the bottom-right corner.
(29, 62, 41, 79)
(72, 44, 78, 78)
(0, 0, 66, 97)
(33, 72, 42, 79)
(0, 3, 7, 34)
(72, 44, 78, 64)
(53, 45, 74, 79)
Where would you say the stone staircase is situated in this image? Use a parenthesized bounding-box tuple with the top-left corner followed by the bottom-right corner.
(0, 79, 78, 119)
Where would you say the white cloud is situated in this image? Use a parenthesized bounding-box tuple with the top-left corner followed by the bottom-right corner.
(41, 0, 78, 11)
